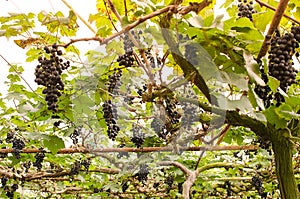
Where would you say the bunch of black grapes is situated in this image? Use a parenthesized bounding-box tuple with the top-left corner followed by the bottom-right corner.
(117, 52, 135, 68)
(144, 48, 162, 68)
(117, 143, 129, 158)
(237, 0, 256, 21)
(150, 97, 181, 141)
(254, 59, 273, 107)
(116, 31, 140, 68)
(102, 100, 120, 140)
(151, 117, 167, 139)
(224, 181, 232, 196)
(268, 30, 299, 92)
(251, 176, 267, 198)
(70, 160, 81, 176)
(163, 98, 180, 124)
(81, 158, 91, 172)
(6, 132, 25, 159)
(134, 164, 150, 184)
(123, 31, 141, 53)
(131, 123, 145, 148)
(107, 69, 122, 95)
(121, 180, 129, 192)
(33, 150, 45, 171)
(137, 84, 147, 96)
(22, 161, 31, 173)
(70, 128, 80, 145)
(5, 184, 18, 199)
(256, 26, 300, 106)
(165, 176, 174, 193)
(164, 97, 181, 142)
(34, 43, 70, 112)
(1, 176, 8, 188)
(124, 84, 135, 105)
(181, 87, 200, 130)
(253, 136, 272, 155)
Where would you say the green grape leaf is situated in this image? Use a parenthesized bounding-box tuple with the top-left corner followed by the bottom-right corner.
(252, 10, 273, 32)
(268, 76, 280, 93)
(275, 104, 300, 120)
(219, 71, 249, 91)
(263, 106, 287, 129)
(43, 135, 65, 154)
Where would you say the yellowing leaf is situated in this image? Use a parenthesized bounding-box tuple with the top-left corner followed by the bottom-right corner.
(14, 38, 44, 49)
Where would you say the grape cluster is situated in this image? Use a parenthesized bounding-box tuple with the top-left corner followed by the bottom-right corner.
(70, 129, 80, 145)
(12, 138, 25, 159)
(178, 182, 183, 194)
(93, 188, 100, 193)
(165, 98, 181, 125)
(251, 176, 267, 198)
(124, 84, 135, 105)
(121, 181, 129, 192)
(253, 136, 272, 155)
(150, 97, 182, 141)
(153, 182, 160, 190)
(107, 69, 122, 95)
(23, 161, 31, 173)
(5, 184, 18, 199)
(6, 133, 25, 159)
(33, 151, 45, 171)
(165, 176, 174, 193)
(123, 33, 135, 53)
(137, 84, 147, 96)
(254, 84, 272, 107)
(123, 30, 141, 53)
(181, 87, 200, 129)
(224, 181, 232, 196)
(102, 100, 120, 140)
(34, 43, 70, 112)
(81, 159, 91, 172)
(255, 59, 276, 107)
(1, 176, 8, 187)
(117, 52, 135, 68)
(117, 143, 129, 158)
(70, 160, 81, 176)
(145, 48, 162, 68)
(135, 164, 150, 183)
(117, 31, 139, 68)
(53, 120, 61, 128)
(268, 30, 299, 92)
(237, 0, 256, 21)
(151, 117, 167, 139)
(131, 123, 145, 148)
(256, 27, 300, 107)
